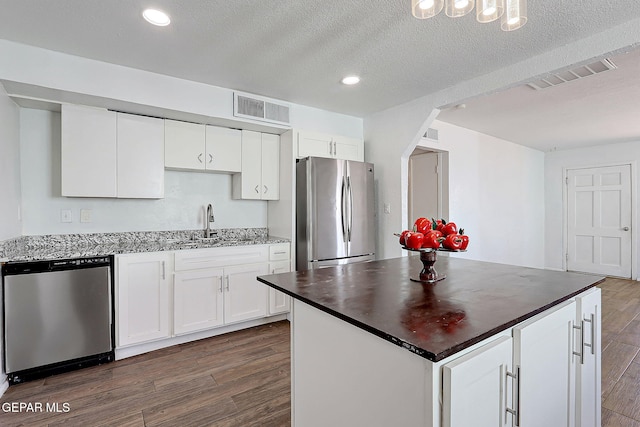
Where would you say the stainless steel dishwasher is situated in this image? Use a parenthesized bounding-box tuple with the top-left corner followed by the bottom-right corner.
(2, 256, 114, 384)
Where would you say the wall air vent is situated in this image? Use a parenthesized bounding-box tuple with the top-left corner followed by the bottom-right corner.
(527, 59, 617, 90)
(233, 92, 291, 126)
(424, 128, 439, 141)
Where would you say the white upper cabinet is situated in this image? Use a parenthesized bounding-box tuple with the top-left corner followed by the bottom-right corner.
(232, 130, 280, 200)
(117, 113, 164, 199)
(297, 130, 364, 162)
(165, 120, 242, 173)
(205, 125, 241, 173)
(164, 119, 206, 170)
(61, 105, 164, 198)
(62, 104, 117, 197)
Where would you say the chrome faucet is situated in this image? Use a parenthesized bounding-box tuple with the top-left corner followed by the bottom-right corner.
(205, 204, 217, 238)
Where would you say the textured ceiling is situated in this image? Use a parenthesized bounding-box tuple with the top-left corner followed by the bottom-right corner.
(1, 0, 640, 121)
(436, 47, 640, 152)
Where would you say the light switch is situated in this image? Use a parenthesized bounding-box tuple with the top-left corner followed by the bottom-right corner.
(80, 209, 92, 223)
(60, 209, 72, 223)
(383, 203, 391, 214)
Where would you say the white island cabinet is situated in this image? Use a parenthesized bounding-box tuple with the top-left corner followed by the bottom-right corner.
(257, 256, 602, 427)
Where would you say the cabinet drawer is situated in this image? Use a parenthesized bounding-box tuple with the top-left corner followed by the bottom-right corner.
(269, 244, 290, 261)
(175, 245, 269, 271)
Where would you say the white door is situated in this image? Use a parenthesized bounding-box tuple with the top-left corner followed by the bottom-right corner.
(513, 300, 576, 427)
(567, 165, 632, 277)
(575, 287, 601, 427)
(223, 263, 269, 324)
(174, 268, 225, 335)
(442, 335, 513, 427)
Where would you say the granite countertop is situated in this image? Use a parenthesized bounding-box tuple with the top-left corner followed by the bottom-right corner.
(1, 228, 289, 262)
(257, 256, 604, 362)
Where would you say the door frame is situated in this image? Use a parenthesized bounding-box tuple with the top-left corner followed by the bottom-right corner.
(562, 161, 637, 279)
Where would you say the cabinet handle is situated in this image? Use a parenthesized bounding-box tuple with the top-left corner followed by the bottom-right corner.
(506, 366, 520, 426)
(198, 153, 203, 163)
(225, 276, 230, 291)
(255, 185, 260, 193)
(573, 322, 585, 364)
(161, 261, 165, 280)
(208, 153, 213, 164)
(219, 276, 224, 293)
(273, 251, 287, 255)
(264, 185, 268, 194)
(583, 313, 595, 357)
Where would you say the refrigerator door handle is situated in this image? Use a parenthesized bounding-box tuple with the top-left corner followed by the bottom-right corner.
(341, 176, 347, 242)
(347, 175, 353, 241)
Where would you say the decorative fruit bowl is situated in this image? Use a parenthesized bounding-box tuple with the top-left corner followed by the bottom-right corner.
(402, 246, 465, 284)
(397, 217, 470, 284)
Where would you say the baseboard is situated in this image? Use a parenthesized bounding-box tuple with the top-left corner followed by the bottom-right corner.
(115, 314, 288, 360)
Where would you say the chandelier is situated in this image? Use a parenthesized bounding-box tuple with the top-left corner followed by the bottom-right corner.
(412, 0, 527, 31)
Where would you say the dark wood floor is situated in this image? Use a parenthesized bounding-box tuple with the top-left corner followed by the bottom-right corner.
(1, 277, 639, 426)
(0, 321, 291, 427)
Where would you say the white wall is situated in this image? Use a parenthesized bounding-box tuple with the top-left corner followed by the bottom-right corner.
(0, 40, 363, 139)
(0, 84, 21, 240)
(418, 121, 545, 268)
(20, 109, 268, 235)
(364, 17, 640, 262)
(545, 140, 640, 275)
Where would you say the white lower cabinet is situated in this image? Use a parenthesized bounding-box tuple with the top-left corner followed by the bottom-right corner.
(224, 263, 269, 324)
(443, 289, 601, 427)
(268, 260, 291, 315)
(174, 268, 225, 335)
(116, 252, 172, 347)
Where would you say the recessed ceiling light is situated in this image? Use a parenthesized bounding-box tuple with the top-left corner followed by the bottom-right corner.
(142, 9, 171, 26)
(341, 76, 360, 85)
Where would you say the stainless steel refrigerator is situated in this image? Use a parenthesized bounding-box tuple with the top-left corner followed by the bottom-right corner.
(296, 157, 375, 270)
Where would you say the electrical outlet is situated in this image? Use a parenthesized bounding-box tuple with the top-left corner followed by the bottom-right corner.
(80, 209, 92, 223)
(60, 209, 72, 223)
(383, 203, 391, 214)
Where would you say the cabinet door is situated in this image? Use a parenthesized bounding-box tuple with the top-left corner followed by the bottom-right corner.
(164, 119, 206, 170)
(268, 260, 291, 315)
(205, 125, 241, 172)
(234, 130, 262, 200)
(223, 263, 269, 324)
(174, 268, 225, 335)
(297, 131, 332, 159)
(334, 135, 364, 162)
(443, 336, 513, 427)
(575, 288, 601, 427)
(261, 133, 280, 200)
(116, 253, 172, 347)
(513, 300, 576, 427)
(117, 113, 165, 198)
(61, 104, 117, 197)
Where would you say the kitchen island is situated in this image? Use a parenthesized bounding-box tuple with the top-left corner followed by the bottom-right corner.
(257, 255, 604, 427)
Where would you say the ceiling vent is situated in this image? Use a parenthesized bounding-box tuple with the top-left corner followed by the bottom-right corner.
(423, 128, 439, 141)
(527, 59, 617, 90)
(233, 92, 291, 126)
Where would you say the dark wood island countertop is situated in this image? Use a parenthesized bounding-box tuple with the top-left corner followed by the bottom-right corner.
(258, 256, 604, 362)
